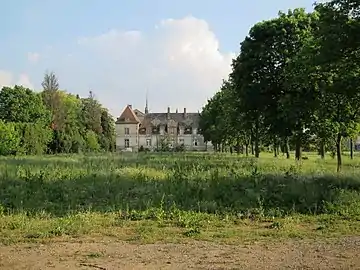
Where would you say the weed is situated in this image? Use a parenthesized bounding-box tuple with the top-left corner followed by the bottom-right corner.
(0, 152, 360, 243)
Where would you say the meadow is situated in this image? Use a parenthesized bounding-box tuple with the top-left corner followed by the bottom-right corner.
(1, 151, 360, 245)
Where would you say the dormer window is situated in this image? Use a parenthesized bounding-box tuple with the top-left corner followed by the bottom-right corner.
(139, 127, 146, 135)
(184, 126, 192, 134)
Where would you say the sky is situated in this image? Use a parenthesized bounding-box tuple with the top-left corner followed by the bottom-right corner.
(1, 0, 317, 117)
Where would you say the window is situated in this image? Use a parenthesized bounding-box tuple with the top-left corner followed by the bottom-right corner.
(184, 127, 192, 134)
(193, 139, 198, 146)
(146, 139, 152, 146)
(152, 126, 160, 134)
(124, 139, 130, 148)
(124, 127, 129, 134)
(179, 138, 184, 144)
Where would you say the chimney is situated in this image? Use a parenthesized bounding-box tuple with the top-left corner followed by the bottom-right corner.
(183, 108, 187, 118)
(167, 107, 170, 119)
(128, 104, 132, 109)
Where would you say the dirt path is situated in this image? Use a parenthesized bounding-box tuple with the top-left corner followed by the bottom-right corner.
(1, 237, 360, 270)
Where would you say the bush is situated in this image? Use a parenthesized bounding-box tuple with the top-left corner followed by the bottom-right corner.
(85, 130, 101, 152)
(174, 144, 185, 152)
(15, 123, 53, 155)
(0, 121, 21, 155)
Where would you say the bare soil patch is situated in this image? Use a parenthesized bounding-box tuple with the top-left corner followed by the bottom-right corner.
(1, 237, 360, 270)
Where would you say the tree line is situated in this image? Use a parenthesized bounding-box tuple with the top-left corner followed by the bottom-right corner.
(0, 71, 115, 155)
(199, 0, 360, 171)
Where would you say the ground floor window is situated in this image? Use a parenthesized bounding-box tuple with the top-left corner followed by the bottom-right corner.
(146, 139, 151, 146)
(124, 139, 130, 148)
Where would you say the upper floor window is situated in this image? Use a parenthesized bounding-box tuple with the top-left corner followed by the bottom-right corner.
(152, 126, 160, 134)
(125, 127, 130, 134)
(139, 127, 146, 135)
(184, 126, 192, 135)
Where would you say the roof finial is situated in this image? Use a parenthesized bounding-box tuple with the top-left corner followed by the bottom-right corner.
(145, 89, 149, 114)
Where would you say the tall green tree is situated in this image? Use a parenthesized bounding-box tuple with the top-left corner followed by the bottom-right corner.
(81, 91, 102, 134)
(0, 85, 50, 124)
(99, 108, 116, 152)
(313, 0, 360, 171)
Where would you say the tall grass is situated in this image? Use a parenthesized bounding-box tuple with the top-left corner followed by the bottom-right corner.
(0, 152, 360, 243)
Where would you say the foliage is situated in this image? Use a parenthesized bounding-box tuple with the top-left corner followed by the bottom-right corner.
(0, 121, 20, 155)
(0, 72, 115, 156)
(199, 3, 360, 171)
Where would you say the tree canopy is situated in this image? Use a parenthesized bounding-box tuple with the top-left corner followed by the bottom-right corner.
(199, 1, 360, 171)
(0, 71, 115, 155)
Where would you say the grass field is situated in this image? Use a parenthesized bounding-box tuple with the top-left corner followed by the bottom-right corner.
(1, 152, 360, 268)
(0, 151, 360, 244)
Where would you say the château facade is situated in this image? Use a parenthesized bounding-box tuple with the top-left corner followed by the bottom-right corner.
(115, 104, 209, 151)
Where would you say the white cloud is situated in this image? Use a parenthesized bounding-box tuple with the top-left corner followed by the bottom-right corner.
(39, 16, 235, 116)
(0, 70, 34, 90)
(27, 52, 40, 63)
(0, 70, 13, 88)
(17, 74, 34, 89)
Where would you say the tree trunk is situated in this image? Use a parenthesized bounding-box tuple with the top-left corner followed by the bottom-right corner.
(273, 137, 277, 158)
(236, 139, 241, 155)
(350, 138, 354, 159)
(255, 139, 260, 158)
(336, 133, 342, 172)
(295, 134, 302, 161)
(319, 138, 325, 159)
(245, 144, 249, 156)
(254, 120, 260, 158)
(283, 137, 290, 159)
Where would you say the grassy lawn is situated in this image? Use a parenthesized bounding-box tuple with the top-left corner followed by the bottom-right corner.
(0, 152, 360, 244)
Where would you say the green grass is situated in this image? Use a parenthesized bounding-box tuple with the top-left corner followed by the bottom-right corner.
(0, 151, 360, 244)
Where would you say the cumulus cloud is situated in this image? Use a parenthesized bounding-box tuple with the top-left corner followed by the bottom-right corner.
(0, 70, 34, 89)
(0, 70, 13, 88)
(40, 16, 235, 116)
(16, 74, 34, 89)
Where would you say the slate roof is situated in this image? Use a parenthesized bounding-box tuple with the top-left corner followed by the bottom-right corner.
(140, 112, 200, 127)
(116, 106, 200, 127)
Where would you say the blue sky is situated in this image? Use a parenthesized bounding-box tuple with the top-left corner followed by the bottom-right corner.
(1, 0, 316, 116)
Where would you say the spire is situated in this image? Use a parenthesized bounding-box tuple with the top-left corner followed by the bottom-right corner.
(145, 89, 149, 114)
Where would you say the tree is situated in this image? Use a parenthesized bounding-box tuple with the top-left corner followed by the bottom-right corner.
(99, 108, 116, 152)
(81, 91, 102, 134)
(41, 71, 59, 91)
(313, 0, 360, 171)
(0, 121, 20, 155)
(0, 85, 50, 124)
(41, 71, 66, 131)
(230, 9, 318, 159)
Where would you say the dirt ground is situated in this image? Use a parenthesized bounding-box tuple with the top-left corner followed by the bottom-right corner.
(1, 237, 360, 270)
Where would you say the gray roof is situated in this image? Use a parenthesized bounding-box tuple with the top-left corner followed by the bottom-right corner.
(140, 112, 200, 127)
